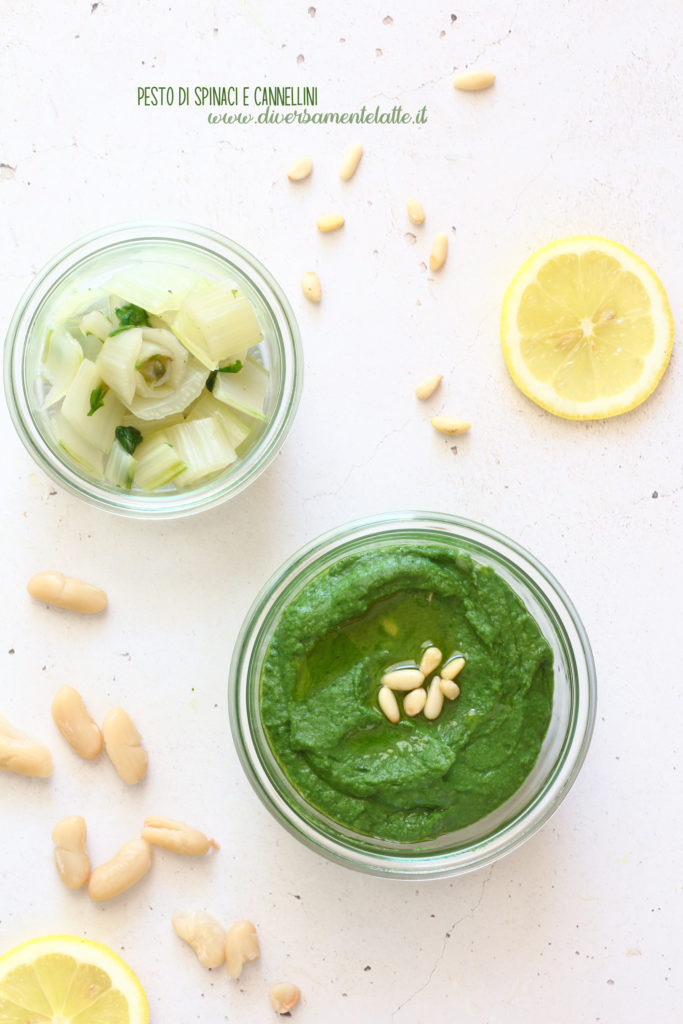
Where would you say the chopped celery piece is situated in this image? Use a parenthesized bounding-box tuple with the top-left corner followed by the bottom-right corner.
(52, 413, 104, 475)
(103, 263, 208, 315)
(178, 283, 263, 366)
(104, 439, 137, 489)
(96, 327, 144, 405)
(61, 359, 126, 452)
(187, 390, 252, 449)
(166, 417, 237, 486)
(80, 310, 112, 341)
(120, 409, 186, 434)
(41, 328, 83, 409)
(133, 431, 186, 489)
(165, 308, 215, 370)
(211, 356, 268, 421)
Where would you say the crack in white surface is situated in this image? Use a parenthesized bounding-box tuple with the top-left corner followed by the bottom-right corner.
(303, 417, 413, 504)
(464, 3, 521, 68)
(390, 866, 494, 1020)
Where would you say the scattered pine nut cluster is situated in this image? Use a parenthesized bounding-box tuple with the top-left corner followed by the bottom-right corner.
(414, 372, 471, 437)
(288, 136, 458, 306)
(377, 646, 466, 724)
(286, 70, 498, 434)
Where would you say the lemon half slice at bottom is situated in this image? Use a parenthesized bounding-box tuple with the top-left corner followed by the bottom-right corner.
(0, 934, 149, 1023)
(500, 236, 673, 419)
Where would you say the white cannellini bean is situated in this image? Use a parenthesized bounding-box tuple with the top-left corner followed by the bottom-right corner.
(269, 982, 301, 1014)
(27, 571, 107, 614)
(424, 678, 445, 720)
(403, 687, 427, 717)
(378, 686, 400, 724)
(380, 667, 425, 691)
(225, 920, 260, 979)
(88, 838, 152, 901)
(102, 706, 148, 785)
(142, 816, 218, 856)
(418, 646, 442, 676)
(0, 714, 53, 777)
(52, 815, 90, 890)
(51, 686, 102, 761)
(172, 910, 226, 968)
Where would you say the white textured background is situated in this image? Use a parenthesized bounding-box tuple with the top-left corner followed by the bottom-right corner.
(1, 1, 681, 1021)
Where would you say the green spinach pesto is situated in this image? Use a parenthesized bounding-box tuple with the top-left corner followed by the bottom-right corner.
(260, 544, 554, 842)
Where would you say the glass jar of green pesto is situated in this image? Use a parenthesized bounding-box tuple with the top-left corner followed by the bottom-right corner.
(229, 512, 596, 879)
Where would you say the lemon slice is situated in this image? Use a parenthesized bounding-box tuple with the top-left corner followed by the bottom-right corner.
(500, 236, 673, 419)
(0, 935, 149, 1023)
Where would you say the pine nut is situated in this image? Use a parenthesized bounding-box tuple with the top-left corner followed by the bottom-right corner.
(419, 646, 442, 676)
(424, 678, 445, 720)
(301, 271, 322, 303)
(27, 571, 107, 614)
(225, 920, 260, 979)
(403, 687, 427, 717)
(316, 214, 345, 232)
(453, 69, 496, 91)
(430, 416, 470, 435)
(407, 197, 426, 225)
(415, 374, 442, 400)
(429, 233, 448, 271)
(287, 156, 313, 181)
(51, 686, 102, 761)
(102, 706, 148, 785)
(380, 667, 425, 691)
(378, 685, 400, 723)
(440, 678, 461, 700)
(142, 816, 218, 856)
(172, 910, 226, 968)
(340, 142, 363, 180)
(269, 982, 301, 1014)
(52, 815, 90, 890)
(0, 713, 53, 777)
(441, 656, 466, 680)
(88, 837, 152, 901)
